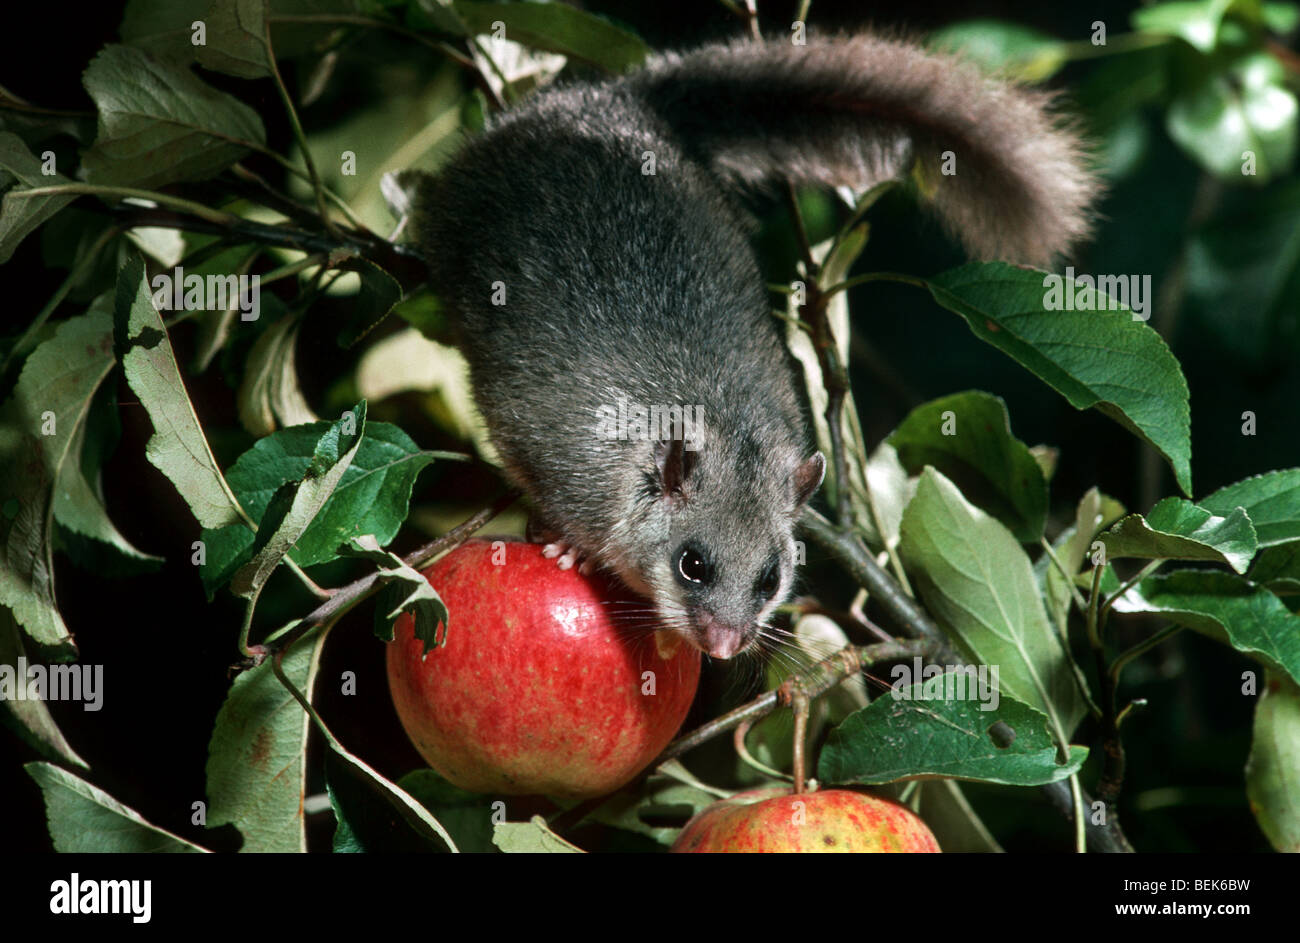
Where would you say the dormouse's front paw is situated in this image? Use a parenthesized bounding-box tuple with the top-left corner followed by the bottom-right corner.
(541, 541, 593, 574)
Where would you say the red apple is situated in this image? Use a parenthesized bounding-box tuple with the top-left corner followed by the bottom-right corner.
(671, 786, 941, 852)
(386, 539, 701, 798)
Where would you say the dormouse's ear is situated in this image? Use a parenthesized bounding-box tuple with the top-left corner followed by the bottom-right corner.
(654, 437, 698, 500)
(793, 452, 826, 512)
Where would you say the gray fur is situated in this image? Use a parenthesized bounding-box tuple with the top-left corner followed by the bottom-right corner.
(412, 35, 1097, 657)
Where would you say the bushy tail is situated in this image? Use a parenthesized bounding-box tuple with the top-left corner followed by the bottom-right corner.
(626, 35, 1097, 267)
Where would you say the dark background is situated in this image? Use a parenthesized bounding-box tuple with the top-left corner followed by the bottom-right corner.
(1, 0, 1292, 853)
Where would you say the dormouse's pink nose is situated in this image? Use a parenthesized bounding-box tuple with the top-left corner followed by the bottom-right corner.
(699, 617, 751, 659)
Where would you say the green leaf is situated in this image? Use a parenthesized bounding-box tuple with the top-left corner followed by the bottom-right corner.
(1132, 0, 1234, 51)
(236, 311, 319, 436)
(195, 0, 273, 78)
(492, 815, 584, 853)
(0, 309, 124, 655)
(198, 421, 443, 596)
(1113, 569, 1300, 685)
(888, 391, 1048, 543)
(927, 19, 1067, 80)
(205, 626, 323, 852)
(1245, 671, 1300, 852)
(53, 383, 163, 572)
(1262, 2, 1300, 31)
(123, 0, 358, 61)
(1183, 178, 1300, 367)
(588, 772, 720, 847)
(1043, 488, 1126, 635)
(0, 610, 89, 769)
(231, 403, 367, 598)
(452, 1, 650, 73)
(0, 132, 77, 264)
(26, 761, 208, 852)
(863, 441, 915, 557)
(335, 258, 403, 349)
(1249, 540, 1300, 592)
(326, 760, 465, 853)
(916, 780, 1004, 853)
(397, 769, 498, 853)
(1101, 497, 1258, 573)
(114, 255, 247, 530)
(341, 535, 448, 650)
(1166, 52, 1298, 184)
(81, 45, 266, 188)
(818, 678, 1088, 786)
(927, 262, 1193, 496)
(1201, 469, 1300, 547)
(898, 468, 1086, 740)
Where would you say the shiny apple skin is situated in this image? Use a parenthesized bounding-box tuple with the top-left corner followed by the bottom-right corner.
(387, 539, 701, 798)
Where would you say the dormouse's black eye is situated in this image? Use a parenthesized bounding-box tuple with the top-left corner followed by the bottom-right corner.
(758, 562, 780, 600)
(676, 545, 714, 587)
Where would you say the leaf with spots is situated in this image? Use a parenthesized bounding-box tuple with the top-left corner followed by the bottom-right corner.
(0, 307, 124, 656)
(205, 626, 324, 852)
(818, 676, 1088, 786)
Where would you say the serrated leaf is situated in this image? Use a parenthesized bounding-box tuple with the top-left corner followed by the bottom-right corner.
(927, 262, 1193, 496)
(231, 404, 366, 597)
(81, 45, 266, 188)
(0, 131, 77, 264)
(492, 815, 584, 853)
(818, 677, 1087, 786)
(199, 422, 444, 596)
(1201, 468, 1300, 547)
(898, 467, 1085, 740)
(1101, 496, 1258, 573)
(888, 391, 1048, 542)
(1245, 671, 1300, 852)
(0, 610, 88, 769)
(27, 761, 208, 852)
(195, 0, 273, 78)
(205, 626, 323, 852)
(0, 309, 123, 655)
(115, 255, 246, 531)
(452, 0, 649, 73)
(1113, 569, 1300, 685)
(342, 534, 448, 650)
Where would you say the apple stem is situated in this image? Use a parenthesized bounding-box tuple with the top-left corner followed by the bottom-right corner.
(790, 685, 811, 795)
